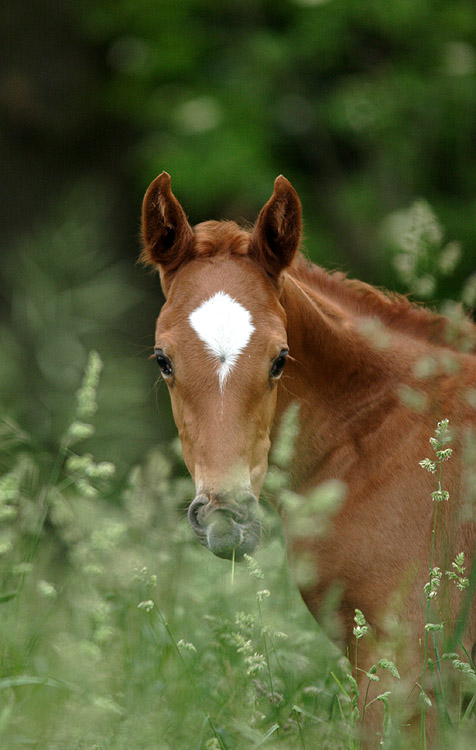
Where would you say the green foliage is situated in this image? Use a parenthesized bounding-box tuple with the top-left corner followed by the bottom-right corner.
(1, 359, 474, 748)
(446, 552, 469, 592)
(0, 180, 163, 472)
(353, 609, 369, 641)
(77, 0, 476, 287)
(0, 395, 352, 748)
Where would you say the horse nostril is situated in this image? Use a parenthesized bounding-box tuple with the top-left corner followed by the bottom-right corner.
(233, 491, 258, 522)
(242, 491, 258, 513)
(189, 490, 258, 528)
(188, 495, 207, 529)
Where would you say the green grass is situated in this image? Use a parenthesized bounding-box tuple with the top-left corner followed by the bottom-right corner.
(0, 448, 347, 749)
(0, 356, 475, 749)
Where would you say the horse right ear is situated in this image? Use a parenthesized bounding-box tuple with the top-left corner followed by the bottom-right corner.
(250, 175, 302, 279)
(141, 172, 194, 280)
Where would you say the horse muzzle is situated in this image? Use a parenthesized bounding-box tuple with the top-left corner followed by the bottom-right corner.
(188, 490, 261, 561)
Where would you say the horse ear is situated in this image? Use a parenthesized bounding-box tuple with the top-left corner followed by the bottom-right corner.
(141, 172, 194, 276)
(251, 175, 302, 278)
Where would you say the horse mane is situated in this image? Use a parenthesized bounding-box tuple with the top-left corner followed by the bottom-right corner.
(289, 255, 475, 353)
(190, 220, 474, 352)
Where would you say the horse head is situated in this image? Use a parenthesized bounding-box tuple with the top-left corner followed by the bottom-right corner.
(141, 172, 302, 560)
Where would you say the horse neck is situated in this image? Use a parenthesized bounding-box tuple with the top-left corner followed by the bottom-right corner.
(273, 271, 414, 489)
(278, 270, 402, 396)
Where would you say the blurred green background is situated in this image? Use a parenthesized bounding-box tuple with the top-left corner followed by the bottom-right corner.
(1, 0, 476, 472)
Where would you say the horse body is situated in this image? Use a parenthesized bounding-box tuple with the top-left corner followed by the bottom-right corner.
(276, 263, 476, 653)
(141, 172, 476, 682)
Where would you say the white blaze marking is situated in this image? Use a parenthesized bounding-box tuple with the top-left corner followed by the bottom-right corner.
(189, 291, 255, 390)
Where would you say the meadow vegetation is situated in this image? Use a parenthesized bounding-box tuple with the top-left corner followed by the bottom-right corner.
(0, 360, 350, 749)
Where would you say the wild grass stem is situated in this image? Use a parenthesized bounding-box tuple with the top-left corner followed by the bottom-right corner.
(256, 595, 282, 743)
(420, 498, 439, 746)
(148, 600, 228, 750)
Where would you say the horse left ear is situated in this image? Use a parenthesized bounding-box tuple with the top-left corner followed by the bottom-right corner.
(141, 172, 194, 279)
(250, 175, 302, 279)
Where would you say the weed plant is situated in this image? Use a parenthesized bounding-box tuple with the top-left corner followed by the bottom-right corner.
(1, 364, 475, 749)
(0, 354, 351, 749)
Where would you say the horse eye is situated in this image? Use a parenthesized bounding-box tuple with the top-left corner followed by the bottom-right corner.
(155, 349, 173, 377)
(270, 349, 288, 379)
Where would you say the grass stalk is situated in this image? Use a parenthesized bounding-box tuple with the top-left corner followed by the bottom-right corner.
(256, 596, 281, 743)
(151, 601, 228, 749)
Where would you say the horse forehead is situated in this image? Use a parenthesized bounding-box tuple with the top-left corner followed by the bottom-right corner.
(188, 291, 256, 390)
(157, 256, 286, 339)
(189, 291, 255, 349)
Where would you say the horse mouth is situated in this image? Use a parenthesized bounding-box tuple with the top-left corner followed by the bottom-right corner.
(205, 516, 261, 561)
(188, 492, 261, 561)
(189, 507, 261, 561)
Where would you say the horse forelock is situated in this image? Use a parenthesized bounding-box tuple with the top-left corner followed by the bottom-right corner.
(193, 221, 251, 259)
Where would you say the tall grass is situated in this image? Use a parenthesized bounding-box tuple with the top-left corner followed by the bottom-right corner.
(0, 357, 352, 749)
(0, 355, 475, 748)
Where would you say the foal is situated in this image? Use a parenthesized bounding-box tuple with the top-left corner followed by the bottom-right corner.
(141, 172, 476, 726)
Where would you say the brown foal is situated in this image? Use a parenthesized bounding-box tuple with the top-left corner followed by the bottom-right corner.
(141, 172, 476, 740)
